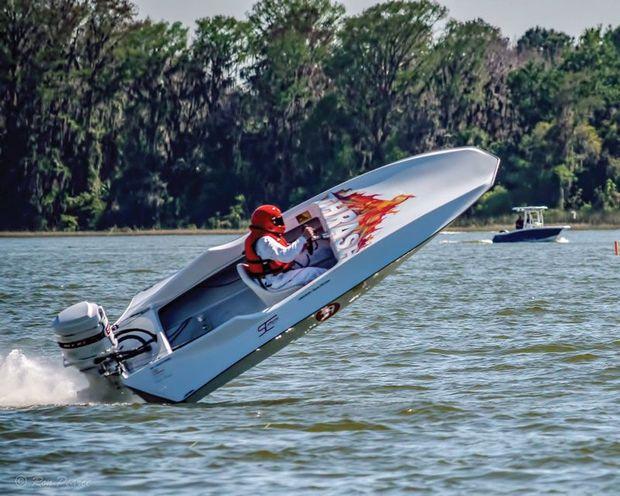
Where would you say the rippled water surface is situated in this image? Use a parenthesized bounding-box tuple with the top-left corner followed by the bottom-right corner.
(1, 231, 619, 494)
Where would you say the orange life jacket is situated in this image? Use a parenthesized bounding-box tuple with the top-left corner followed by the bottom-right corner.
(245, 228, 294, 277)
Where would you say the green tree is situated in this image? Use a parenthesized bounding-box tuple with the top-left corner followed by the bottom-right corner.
(517, 27, 573, 63)
(108, 20, 188, 227)
(241, 0, 344, 207)
(329, 0, 445, 169)
(429, 19, 513, 148)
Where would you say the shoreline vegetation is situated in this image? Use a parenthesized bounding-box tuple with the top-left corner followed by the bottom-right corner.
(2, 222, 618, 238)
(3, 208, 619, 237)
(0, 0, 619, 233)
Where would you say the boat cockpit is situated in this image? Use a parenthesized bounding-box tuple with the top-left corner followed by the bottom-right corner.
(157, 197, 355, 350)
(513, 206, 546, 229)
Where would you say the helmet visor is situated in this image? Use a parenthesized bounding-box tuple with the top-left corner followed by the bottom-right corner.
(272, 216, 285, 227)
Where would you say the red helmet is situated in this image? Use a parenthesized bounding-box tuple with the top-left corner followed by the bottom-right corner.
(250, 205, 286, 234)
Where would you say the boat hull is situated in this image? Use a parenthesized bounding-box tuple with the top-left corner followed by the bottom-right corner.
(492, 227, 565, 243)
(133, 234, 433, 403)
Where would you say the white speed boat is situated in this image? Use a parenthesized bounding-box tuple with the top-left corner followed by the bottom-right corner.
(53, 147, 500, 403)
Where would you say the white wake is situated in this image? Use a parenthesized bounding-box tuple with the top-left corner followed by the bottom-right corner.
(0, 349, 88, 408)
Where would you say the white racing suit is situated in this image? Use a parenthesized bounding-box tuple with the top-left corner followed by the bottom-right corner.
(255, 235, 328, 290)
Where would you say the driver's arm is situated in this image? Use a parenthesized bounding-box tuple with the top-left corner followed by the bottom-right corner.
(256, 236, 306, 263)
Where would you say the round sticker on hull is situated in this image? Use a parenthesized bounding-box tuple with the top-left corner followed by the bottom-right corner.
(315, 302, 341, 322)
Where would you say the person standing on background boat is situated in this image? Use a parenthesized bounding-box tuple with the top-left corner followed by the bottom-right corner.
(244, 205, 327, 290)
(515, 214, 524, 230)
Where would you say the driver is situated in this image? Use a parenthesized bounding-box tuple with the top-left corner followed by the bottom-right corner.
(515, 214, 524, 230)
(245, 205, 327, 290)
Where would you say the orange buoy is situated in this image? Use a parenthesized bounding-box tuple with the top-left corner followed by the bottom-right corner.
(615, 240, 619, 256)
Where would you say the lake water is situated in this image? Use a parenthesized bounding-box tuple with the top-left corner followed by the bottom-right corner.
(1, 231, 619, 494)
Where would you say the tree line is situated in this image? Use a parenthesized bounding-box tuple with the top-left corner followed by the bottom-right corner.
(0, 0, 618, 230)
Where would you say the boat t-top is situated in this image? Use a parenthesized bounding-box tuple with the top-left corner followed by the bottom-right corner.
(52, 148, 499, 404)
(492, 206, 570, 243)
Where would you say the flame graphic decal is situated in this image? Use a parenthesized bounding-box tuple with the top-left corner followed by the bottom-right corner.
(333, 189, 414, 249)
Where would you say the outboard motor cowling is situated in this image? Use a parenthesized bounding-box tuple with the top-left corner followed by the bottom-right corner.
(53, 301, 117, 374)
